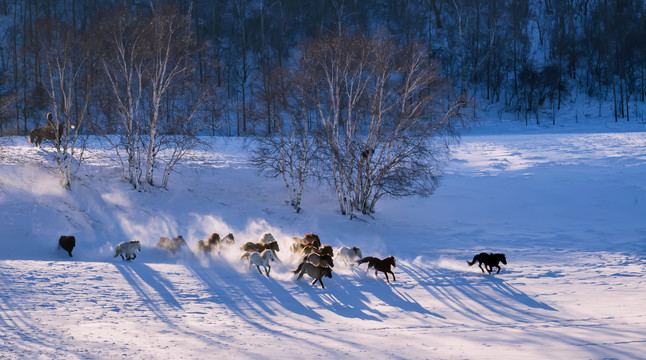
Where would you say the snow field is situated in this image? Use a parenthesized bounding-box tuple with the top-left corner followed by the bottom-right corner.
(0, 128, 645, 359)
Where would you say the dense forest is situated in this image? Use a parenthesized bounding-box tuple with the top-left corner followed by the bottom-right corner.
(0, 0, 644, 137)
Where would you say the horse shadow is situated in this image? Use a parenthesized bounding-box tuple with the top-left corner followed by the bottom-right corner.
(291, 270, 386, 321)
(187, 263, 324, 323)
(114, 263, 183, 316)
(362, 278, 446, 321)
(293, 265, 446, 322)
(398, 262, 557, 325)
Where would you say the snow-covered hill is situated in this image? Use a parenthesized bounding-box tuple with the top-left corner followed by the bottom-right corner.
(1, 120, 645, 359)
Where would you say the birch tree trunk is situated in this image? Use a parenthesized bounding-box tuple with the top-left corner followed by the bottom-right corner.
(144, 8, 192, 186)
(101, 21, 145, 190)
(42, 24, 91, 190)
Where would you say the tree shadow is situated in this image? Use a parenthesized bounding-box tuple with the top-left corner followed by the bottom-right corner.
(0, 295, 81, 358)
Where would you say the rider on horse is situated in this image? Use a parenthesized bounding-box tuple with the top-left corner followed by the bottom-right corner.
(45, 112, 56, 137)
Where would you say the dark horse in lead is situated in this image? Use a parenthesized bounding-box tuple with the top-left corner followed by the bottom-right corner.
(467, 252, 507, 274)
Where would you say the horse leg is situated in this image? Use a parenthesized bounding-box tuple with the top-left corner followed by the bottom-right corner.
(313, 278, 325, 289)
(383, 271, 390, 283)
(256, 265, 263, 275)
(389, 271, 396, 282)
(131, 253, 136, 260)
(266, 265, 271, 277)
(478, 263, 486, 273)
(120, 253, 125, 261)
(495, 265, 501, 274)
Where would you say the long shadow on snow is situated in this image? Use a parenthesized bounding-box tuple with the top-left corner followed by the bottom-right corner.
(0, 295, 83, 358)
(114, 262, 246, 353)
(186, 264, 364, 353)
(314, 266, 445, 321)
(290, 268, 386, 321)
(115, 263, 183, 311)
(188, 263, 323, 322)
(398, 263, 557, 325)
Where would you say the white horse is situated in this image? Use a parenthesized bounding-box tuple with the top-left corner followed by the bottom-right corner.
(335, 246, 363, 266)
(114, 240, 141, 261)
(245, 249, 276, 277)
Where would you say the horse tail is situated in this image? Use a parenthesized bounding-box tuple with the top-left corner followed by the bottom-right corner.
(114, 245, 120, 257)
(28, 131, 35, 144)
(357, 257, 372, 266)
(240, 252, 251, 259)
(292, 261, 305, 274)
(466, 255, 478, 266)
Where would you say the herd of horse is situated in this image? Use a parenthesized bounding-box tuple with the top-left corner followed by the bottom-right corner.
(102, 231, 507, 289)
(39, 108, 506, 288)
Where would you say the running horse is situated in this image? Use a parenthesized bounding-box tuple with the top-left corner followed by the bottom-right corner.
(357, 256, 397, 283)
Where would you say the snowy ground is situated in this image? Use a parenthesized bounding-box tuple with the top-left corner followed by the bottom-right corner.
(0, 117, 645, 359)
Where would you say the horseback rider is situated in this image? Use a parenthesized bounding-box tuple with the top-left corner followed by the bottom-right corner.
(45, 112, 56, 137)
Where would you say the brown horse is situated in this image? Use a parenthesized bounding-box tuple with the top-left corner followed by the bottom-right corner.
(296, 262, 333, 289)
(198, 233, 235, 254)
(290, 233, 322, 254)
(28, 123, 63, 148)
(241, 240, 280, 257)
(357, 256, 397, 283)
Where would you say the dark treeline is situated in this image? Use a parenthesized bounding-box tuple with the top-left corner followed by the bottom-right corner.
(0, 0, 644, 136)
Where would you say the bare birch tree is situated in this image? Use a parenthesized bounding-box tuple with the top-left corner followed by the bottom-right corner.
(41, 23, 91, 190)
(143, 4, 198, 187)
(97, 7, 146, 190)
(97, 4, 202, 190)
(303, 31, 373, 215)
(252, 30, 466, 216)
(307, 31, 466, 217)
(251, 64, 319, 212)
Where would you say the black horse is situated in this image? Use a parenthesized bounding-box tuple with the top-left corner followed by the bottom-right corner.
(467, 252, 507, 274)
(357, 255, 397, 283)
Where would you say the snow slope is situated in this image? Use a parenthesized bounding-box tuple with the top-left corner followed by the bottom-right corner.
(0, 120, 645, 359)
